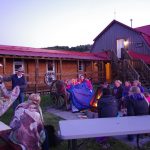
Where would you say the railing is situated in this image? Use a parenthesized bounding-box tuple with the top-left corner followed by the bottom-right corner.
(121, 48, 150, 83)
(121, 48, 132, 59)
(25, 71, 102, 93)
(131, 59, 150, 81)
(123, 60, 140, 80)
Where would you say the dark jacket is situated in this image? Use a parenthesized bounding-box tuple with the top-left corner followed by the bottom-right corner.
(126, 93, 149, 116)
(4, 74, 27, 92)
(112, 86, 123, 100)
(98, 95, 118, 118)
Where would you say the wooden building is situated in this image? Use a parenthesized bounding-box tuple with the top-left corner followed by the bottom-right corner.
(0, 45, 110, 93)
(91, 20, 150, 60)
(91, 20, 150, 86)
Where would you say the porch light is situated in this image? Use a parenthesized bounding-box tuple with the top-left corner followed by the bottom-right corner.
(124, 40, 129, 48)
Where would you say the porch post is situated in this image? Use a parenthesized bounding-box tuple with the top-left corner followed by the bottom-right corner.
(91, 61, 94, 80)
(35, 59, 39, 93)
(3, 57, 6, 75)
(77, 60, 79, 78)
(60, 59, 62, 80)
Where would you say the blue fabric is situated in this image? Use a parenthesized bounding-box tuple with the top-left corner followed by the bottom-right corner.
(68, 81, 94, 110)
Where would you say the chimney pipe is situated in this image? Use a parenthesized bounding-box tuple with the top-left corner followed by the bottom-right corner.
(130, 19, 133, 28)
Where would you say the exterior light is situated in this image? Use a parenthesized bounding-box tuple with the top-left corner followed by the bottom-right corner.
(124, 40, 129, 48)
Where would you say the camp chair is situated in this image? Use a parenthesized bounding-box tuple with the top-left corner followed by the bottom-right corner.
(49, 80, 69, 110)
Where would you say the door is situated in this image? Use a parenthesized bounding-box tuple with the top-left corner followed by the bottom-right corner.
(117, 39, 125, 58)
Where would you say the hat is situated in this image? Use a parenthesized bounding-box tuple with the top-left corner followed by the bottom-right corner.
(17, 67, 24, 72)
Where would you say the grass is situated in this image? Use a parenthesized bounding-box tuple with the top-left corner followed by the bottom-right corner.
(0, 94, 149, 150)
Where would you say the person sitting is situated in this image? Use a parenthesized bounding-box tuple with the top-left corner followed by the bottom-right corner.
(122, 81, 131, 109)
(125, 86, 149, 141)
(126, 86, 149, 116)
(9, 93, 46, 150)
(122, 81, 131, 98)
(132, 80, 144, 93)
(68, 75, 94, 112)
(98, 87, 118, 118)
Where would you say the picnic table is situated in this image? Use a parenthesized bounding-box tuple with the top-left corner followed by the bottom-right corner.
(0, 121, 11, 135)
(59, 115, 150, 150)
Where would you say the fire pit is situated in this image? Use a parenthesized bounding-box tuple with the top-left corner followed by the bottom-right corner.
(90, 86, 102, 112)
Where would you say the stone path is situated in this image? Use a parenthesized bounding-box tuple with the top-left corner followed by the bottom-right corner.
(47, 107, 150, 148)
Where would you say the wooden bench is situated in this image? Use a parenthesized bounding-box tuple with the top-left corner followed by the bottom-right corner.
(59, 115, 150, 150)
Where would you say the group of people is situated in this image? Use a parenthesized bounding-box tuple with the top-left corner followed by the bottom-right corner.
(98, 79, 150, 141)
(1, 65, 150, 148)
(64, 75, 94, 112)
(98, 80, 150, 116)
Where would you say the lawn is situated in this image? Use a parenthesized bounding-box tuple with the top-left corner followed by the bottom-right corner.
(0, 94, 149, 150)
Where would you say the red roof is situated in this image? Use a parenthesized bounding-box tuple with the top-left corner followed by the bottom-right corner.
(135, 25, 150, 47)
(128, 50, 150, 64)
(0, 45, 110, 61)
(135, 25, 150, 36)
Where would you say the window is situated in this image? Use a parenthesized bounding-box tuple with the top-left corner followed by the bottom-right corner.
(46, 60, 56, 80)
(13, 59, 24, 73)
(78, 61, 84, 71)
(47, 60, 55, 72)
(135, 42, 143, 48)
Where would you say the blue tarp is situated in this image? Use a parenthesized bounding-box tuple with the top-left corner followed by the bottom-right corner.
(68, 81, 94, 111)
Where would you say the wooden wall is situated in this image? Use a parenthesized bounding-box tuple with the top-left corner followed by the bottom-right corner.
(92, 23, 150, 55)
(0, 57, 107, 92)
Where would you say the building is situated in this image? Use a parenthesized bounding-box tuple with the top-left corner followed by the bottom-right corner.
(91, 20, 150, 86)
(0, 45, 110, 93)
(91, 20, 150, 61)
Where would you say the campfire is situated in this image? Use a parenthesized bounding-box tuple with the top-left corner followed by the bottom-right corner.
(90, 87, 102, 112)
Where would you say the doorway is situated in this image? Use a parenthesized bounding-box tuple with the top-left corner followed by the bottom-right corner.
(117, 39, 125, 58)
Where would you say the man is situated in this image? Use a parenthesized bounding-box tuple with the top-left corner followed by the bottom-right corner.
(3, 67, 27, 109)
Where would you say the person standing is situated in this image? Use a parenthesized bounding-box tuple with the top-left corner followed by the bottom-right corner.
(112, 80, 123, 111)
(3, 67, 27, 109)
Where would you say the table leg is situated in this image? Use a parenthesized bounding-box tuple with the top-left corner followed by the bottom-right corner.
(68, 139, 77, 150)
(136, 134, 140, 149)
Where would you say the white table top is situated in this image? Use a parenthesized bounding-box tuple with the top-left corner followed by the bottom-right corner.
(0, 121, 11, 134)
(59, 115, 150, 140)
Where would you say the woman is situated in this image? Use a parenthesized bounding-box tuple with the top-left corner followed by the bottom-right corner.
(126, 86, 149, 116)
(112, 80, 123, 110)
(125, 86, 149, 141)
(9, 93, 46, 150)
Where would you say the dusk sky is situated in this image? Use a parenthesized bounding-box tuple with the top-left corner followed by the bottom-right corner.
(0, 0, 149, 48)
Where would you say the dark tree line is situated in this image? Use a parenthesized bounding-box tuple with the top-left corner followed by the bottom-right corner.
(44, 44, 92, 52)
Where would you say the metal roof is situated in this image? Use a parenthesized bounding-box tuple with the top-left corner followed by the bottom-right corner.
(128, 50, 150, 64)
(0, 45, 110, 61)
